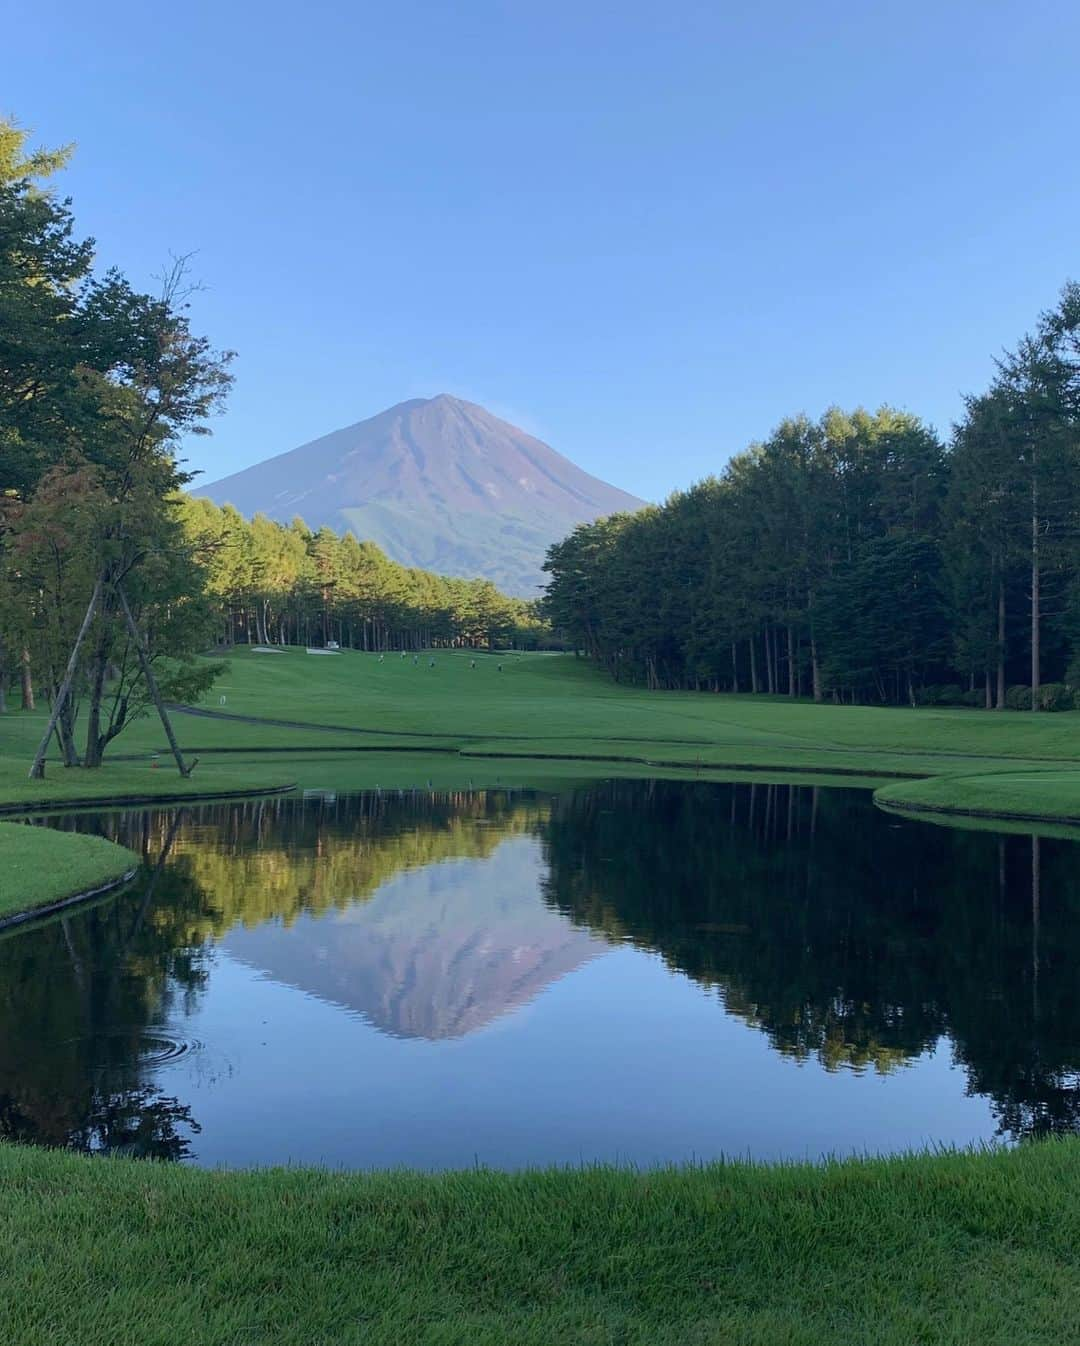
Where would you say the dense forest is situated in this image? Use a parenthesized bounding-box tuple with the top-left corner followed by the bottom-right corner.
(177, 497, 546, 654)
(0, 118, 542, 766)
(545, 287, 1080, 708)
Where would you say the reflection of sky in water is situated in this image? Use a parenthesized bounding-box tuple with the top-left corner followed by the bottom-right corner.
(156, 937, 995, 1171)
(139, 830, 997, 1170)
(10, 783, 1062, 1169)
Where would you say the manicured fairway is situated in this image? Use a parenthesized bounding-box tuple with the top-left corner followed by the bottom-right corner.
(2, 1140, 1078, 1346)
(0, 821, 137, 918)
(3, 646, 1080, 825)
(186, 646, 1080, 769)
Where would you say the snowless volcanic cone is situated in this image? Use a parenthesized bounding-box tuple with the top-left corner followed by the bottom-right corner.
(194, 394, 645, 595)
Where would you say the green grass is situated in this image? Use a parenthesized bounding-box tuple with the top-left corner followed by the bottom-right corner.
(0, 754, 296, 813)
(189, 646, 1080, 768)
(4, 646, 1080, 824)
(2, 1140, 1078, 1345)
(876, 768, 1080, 825)
(4, 651, 1080, 1342)
(0, 821, 137, 917)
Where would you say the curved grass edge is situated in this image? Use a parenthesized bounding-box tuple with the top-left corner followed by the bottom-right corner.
(874, 768, 1080, 831)
(0, 780, 297, 819)
(0, 822, 139, 927)
(0, 781, 296, 926)
(0, 864, 137, 932)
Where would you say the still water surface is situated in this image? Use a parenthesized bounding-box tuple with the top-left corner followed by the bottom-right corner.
(4, 781, 1077, 1168)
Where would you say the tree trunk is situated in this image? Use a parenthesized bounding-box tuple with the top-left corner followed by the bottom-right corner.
(1031, 474, 1040, 711)
(1032, 833, 1041, 1022)
(84, 620, 112, 768)
(57, 697, 80, 766)
(115, 584, 194, 777)
(731, 642, 739, 694)
(995, 577, 1006, 709)
(810, 635, 822, 703)
(786, 625, 796, 697)
(28, 577, 103, 780)
(20, 649, 35, 711)
(749, 637, 759, 694)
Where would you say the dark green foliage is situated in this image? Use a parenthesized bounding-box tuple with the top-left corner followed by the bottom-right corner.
(1036, 682, 1074, 711)
(546, 285, 1080, 708)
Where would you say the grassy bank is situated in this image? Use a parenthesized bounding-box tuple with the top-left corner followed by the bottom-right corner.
(875, 769, 1080, 826)
(2, 1140, 1078, 1346)
(0, 821, 137, 918)
(3, 646, 1080, 824)
(0, 754, 297, 814)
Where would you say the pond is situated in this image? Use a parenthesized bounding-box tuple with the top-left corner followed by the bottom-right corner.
(3, 780, 1077, 1168)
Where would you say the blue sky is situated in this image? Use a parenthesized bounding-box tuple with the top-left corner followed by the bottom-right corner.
(5, 0, 1078, 502)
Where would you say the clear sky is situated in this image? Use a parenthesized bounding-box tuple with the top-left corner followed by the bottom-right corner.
(5, 0, 1078, 502)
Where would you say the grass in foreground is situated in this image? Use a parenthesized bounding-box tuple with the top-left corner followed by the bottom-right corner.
(2, 1140, 1079, 1346)
(0, 821, 137, 916)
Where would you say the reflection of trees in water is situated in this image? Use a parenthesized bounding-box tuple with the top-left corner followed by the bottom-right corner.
(4, 791, 543, 1155)
(0, 1089, 200, 1161)
(0, 815, 206, 1158)
(14, 783, 1080, 1154)
(54, 790, 547, 938)
(948, 834, 1080, 1139)
(539, 781, 1080, 1139)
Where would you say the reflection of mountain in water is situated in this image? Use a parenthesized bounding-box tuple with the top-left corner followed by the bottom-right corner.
(21, 781, 1080, 1153)
(223, 836, 603, 1039)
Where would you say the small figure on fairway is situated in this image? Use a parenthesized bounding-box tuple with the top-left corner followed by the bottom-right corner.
(470, 659, 476, 669)
(498, 663, 503, 673)
(413, 655, 418, 666)
(378, 653, 384, 663)
(429, 658, 436, 668)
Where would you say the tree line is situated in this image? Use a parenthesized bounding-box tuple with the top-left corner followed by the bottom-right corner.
(545, 285, 1080, 709)
(178, 497, 547, 655)
(0, 117, 543, 772)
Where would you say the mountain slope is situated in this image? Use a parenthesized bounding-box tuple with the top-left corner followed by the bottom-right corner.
(194, 394, 645, 595)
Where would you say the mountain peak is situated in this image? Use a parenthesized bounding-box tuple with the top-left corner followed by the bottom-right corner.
(194, 397, 645, 595)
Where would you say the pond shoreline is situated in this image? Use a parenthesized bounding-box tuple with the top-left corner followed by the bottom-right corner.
(0, 779, 297, 819)
(0, 865, 138, 932)
(876, 795, 1080, 828)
